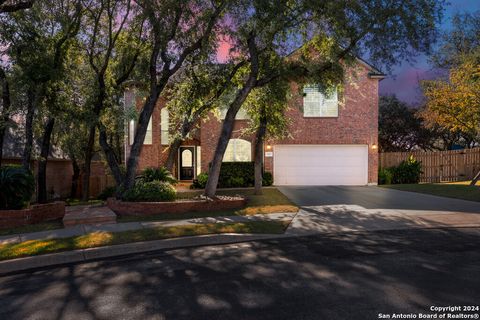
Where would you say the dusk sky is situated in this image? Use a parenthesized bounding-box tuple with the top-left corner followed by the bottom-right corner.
(379, 0, 480, 105)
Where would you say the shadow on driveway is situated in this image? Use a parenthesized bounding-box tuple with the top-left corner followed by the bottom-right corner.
(278, 186, 480, 214)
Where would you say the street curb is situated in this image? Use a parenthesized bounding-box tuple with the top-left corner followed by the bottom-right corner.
(2, 224, 480, 276)
(0, 233, 293, 276)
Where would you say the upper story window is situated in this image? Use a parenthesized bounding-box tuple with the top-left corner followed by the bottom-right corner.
(223, 139, 251, 162)
(144, 117, 153, 144)
(129, 120, 135, 145)
(303, 85, 338, 117)
(219, 105, 250, 120)
(161, 108, 169, 145)
(129, 117, 152, 145)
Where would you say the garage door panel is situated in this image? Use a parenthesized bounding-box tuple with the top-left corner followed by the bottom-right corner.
(274, 145, 368, 186)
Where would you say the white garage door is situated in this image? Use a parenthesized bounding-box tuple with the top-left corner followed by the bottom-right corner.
(273, 145, 368, 186)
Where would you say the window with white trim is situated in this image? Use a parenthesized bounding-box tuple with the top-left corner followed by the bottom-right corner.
(303, 85, 338, 117)
(129, 117, 153, 145)
(129, 120, 135, 145)
(223, 139, 251, 162)
(161, 108, 169, 145)
(219, 105, 250, 120)
(144, 117, 153, 144)
(196, 146, 202, 176)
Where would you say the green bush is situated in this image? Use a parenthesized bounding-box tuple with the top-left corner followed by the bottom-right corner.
(378, 168, 393, 185)
(217, 162, 254, 188)
(262, 172, 273, 186)
(0, 165, 35, 210)
(391, 155, 422, 184)
(137, 167, 177, 185)
(97, 186, 117, 200)
(191, 172, 208, 189)
(123, 181, 176, 202)
(227, 176, 244, 188)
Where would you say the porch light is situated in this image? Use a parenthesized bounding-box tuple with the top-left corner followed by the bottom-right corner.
(266, 145, 272, 150)
(371, 144, 378, 150)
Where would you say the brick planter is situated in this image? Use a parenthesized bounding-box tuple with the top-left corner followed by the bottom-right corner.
(0, 202, 66, 229)
(107, 197, 246, 217)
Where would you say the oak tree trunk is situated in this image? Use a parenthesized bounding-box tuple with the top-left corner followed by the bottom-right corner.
(22, 90, 35, 170)
(0, 68, 11, 167)
(204, 83, 257, 197)
(204, 35, 259, 198)
(123, 84, 165, 191)
(98, 125, 124, 186)
(81, 125, 96, 201)
(471, 170, 480, 186)
(165, 137, 183, 173)
(70, 155, 81, 199)
(37, 117, 55, 203)
(165, 121, 194, 172)
(254, 107, 267, 195)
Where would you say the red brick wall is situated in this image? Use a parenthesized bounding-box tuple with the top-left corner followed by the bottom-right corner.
(107, 197, 246, 216)
(126, 98, 164, 170)
(198, 63, 379, 183)
(199, 115, 254, 173)
(0, 202, 65, 229)
(126, 96, 202, 175)
(138, 61, 380, 184)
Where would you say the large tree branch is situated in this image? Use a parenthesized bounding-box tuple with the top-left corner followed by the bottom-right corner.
(0, 0, 34, 13)
(169, 1, 226, 76)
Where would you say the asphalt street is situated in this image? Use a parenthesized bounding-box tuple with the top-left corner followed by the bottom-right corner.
(0, 227, 479, 320)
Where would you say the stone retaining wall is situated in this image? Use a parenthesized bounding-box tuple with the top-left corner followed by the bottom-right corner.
(0, 202, 66, 229)
(107, 198, 246, 217)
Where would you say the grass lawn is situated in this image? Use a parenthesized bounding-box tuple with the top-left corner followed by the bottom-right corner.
(0, 220, 64, 237)
(66, 199, 104, 206)
(379, 182, 480, 202)
(118, 187, 299, 223)
(0, 220, 290, 261)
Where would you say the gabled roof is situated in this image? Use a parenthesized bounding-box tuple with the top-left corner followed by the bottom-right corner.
(286, 40, 386, 80)
(355, 56, 386, 79)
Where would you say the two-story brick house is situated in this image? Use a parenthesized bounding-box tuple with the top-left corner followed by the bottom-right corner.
(125, 57, 384, 186)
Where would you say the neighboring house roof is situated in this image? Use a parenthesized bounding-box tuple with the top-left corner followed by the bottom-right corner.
(1, 123, 69, 160)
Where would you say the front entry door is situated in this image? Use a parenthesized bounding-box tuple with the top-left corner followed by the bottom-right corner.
(179, 147, 195, 180)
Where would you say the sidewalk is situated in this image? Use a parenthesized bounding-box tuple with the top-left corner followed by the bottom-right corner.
(0, 212, 297, 246)
(2, 205, 480, 275)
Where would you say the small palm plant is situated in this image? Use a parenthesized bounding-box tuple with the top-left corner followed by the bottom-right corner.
(0, 165, 35, 210)
(137, 167, 177, 185)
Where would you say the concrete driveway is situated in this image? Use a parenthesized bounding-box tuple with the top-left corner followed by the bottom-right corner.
(278, 186, 480, 235)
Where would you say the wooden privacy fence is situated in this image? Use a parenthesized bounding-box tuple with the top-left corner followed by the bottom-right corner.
(379, 148, 480, 183)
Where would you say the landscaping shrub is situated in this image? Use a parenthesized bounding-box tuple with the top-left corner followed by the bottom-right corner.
(137, 167, 177, 185)
(97, 186, 117, 200)
(262, 172, 273, 186)
(0, 165, 35, 210)
(378, 168, 393, 185)
(227, 176, 245, 188)
(191, 172, 208, 189)
(123, 181, 176, 202)
(391, 155, 422, 184)
(217, 162, 254, 188)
